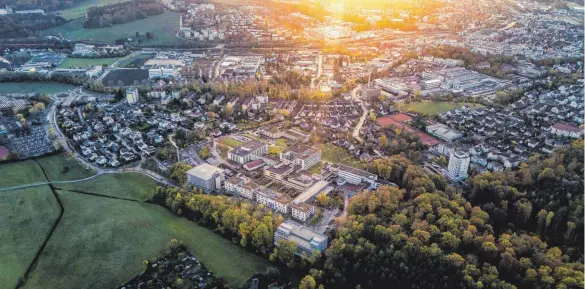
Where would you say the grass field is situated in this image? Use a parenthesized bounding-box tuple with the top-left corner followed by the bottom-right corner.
(56, 173, 159, 201)
(0, 160, 46, 188)
(221, 137, 243, 148)
(55, 0, 128, 20)
(22, 191, 270, 289)
(0, 186, 60, 289)
(396, 100, 484, 116)
(322, 144, 365, 169)
(0, 82, 76, 94)
(117, 53, 155, 68)
(58, 57, 121, 69)
(36, 154, 97, 181)
(42, 11, 183, 45)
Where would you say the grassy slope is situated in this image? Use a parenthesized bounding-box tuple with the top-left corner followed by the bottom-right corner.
(58, 57, 121, 69)
(396, 100, 484, 116)
(23, 191, 270, 289)
(36, 154, 97, 181)
(0, 82, 76, 94)
(55, 0, 129, 20)
(0, 160, 46, 188)
(42, 11, 183, 45)
(0, 186, 60, 289)
(322, 143, 365, 169)
(55, 173, 159, 201)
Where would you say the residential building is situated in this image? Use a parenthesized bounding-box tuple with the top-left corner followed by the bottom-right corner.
(447, 151, 470, 181)
(186, 163, 225, 193)
(274, 221, 328, 256)
(550, 123, 583, 138)
(126, 88, 139, 104)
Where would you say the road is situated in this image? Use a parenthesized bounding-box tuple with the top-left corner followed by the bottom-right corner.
(351, 84, 370, 144)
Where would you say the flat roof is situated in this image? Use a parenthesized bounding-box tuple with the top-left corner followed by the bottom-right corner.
(294, 180, 329, 203)
(337, 164, 377, 179)
(277, 220, 327, 247)
(186, 163, 223, 180)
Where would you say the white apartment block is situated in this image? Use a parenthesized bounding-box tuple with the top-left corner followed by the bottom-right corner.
(447, 151, 470, 181)
(228, 140, 268, 164)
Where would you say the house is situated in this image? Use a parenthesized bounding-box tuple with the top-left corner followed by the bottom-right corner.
(550, 123, 583, 138)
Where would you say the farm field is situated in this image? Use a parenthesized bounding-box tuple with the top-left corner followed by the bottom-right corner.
(101, 69, 149, 87)
(36, 154, 97, 181)
(117, 53, 155, 68)
(0, 186, 60, 289)
(396, 100, 484, 116)
(0, 82, 76, 94)
(58, 57, 121, 69)
(42, 11, 183, 45)
(56, 173, 159, 201)
(55, 0, 128, 20)
(22, 191, 270, 289)
(0, 160, 46, 188)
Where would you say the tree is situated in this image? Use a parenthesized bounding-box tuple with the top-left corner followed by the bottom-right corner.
(369, 112, 376, 121)
(299, 275, 317, 289)
(169, 162, 192, 185)
(199, 146, 211, 160)
(379, 135, 388, 148)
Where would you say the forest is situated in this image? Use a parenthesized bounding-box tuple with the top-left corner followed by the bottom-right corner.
(2, 0, 85, 11)
(0, 14, 66, 39)
(83, 0, 165, 28)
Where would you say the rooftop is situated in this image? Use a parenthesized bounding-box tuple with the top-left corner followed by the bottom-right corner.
(186, 163, 224, 180)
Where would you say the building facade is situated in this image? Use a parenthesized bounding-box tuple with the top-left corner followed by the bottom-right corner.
(186, 163, 225, 192)
(447, 151, 470, 181)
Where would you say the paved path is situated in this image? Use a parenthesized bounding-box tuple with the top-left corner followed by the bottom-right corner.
(351, 84, 370, 144)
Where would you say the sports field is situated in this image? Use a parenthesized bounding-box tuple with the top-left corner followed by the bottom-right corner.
(42, 11, 183, 45)
(0, 82, 76, 94)
(55, 0, 128, 20)
(396, 100, 483, 116)
(0, 186, 60, 289)
(58, 57, 121, 69)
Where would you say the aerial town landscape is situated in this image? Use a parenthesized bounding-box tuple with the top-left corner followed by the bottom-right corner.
(0, 0, 583, 288)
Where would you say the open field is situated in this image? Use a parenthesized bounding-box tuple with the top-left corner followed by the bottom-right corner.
(42, 11, 183, 45)
(0, 186, 60, 289)
(0, 160, 46, 188)
(22, 191, 270, 289)
(55, 0, 128, 20)
(322, 144, 365, 169)
(220, 137, 243, 148)
(396, 100, 484, 116)
(58, 57, 121, 69)
(118, 53, 155, 68)
(36, 154, 97, 181)
(0, 82, 76, 94)
(56, 173, 159, 201)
